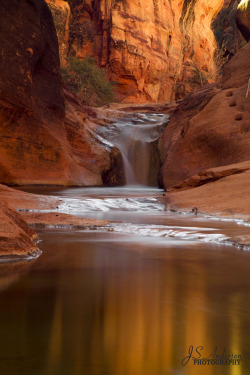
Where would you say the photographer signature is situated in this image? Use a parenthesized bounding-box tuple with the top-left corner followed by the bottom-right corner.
(182, 345, 231, 366)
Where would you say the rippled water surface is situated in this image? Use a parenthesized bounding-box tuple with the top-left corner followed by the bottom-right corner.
(1, 186, 250, 375)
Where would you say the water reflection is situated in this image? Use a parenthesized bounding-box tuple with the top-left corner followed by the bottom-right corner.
(0, 259, 36, 292)
(0, 231, 249, 374)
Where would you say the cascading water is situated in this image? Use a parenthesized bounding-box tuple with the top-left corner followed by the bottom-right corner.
(102, 113, 169, 186)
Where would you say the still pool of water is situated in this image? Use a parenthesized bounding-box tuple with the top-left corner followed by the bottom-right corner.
(1, 187, 250, 375)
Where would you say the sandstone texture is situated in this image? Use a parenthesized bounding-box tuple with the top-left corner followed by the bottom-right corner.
(46, 0, 71, 65)
(163, 161, 250, 219)
(0, 0, 121, 186)
(236, 0, 250, 41)
(212, 0, 246, 58)
(0, 198, 39, 257)
(163, 161, 250, 248)
(166, 160, 250, 192)
(0, 184, 108, 227)
(0, 184, 61, 211)
(0, 183, 109, 257)
(160, 41, 250, 188)
(22, 212, 108, 229)
(46, 0, 224, 102)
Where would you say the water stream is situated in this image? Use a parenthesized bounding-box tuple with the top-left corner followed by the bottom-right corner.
(0, 113, 250, 374)
(99, 112, 169, 185)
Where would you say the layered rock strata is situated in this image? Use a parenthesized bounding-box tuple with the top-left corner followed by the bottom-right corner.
(0, 198, 39, 257)
(163, 161, 250, 221)
(0, 0, 121, 186)
(236, 0, 250, 41)
(0, 183, 108, 257)
(161, 10, 250, 221)
(212, 0, 245, 58)
(160, 41, 250, 188)
(46, 0, 225, 102)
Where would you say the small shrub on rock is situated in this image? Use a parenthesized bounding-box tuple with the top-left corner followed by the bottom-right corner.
(61, 56, 114, 107)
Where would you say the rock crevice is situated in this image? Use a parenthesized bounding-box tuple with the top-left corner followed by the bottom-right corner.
(47, 0, 225, 102)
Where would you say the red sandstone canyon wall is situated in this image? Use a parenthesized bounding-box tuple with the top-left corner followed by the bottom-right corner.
(160, 39, 250, 189)
(0, 0, 121, 186)
(46, 0, 224, 102)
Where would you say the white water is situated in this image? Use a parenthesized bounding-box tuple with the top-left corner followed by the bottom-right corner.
(4, 184, 250, 375)
(22, 185, 249, 250)
(101, 113, 169, 186)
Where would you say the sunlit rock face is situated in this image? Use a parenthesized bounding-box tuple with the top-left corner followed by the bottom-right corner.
(106, 0, 224, 102)
(47, 0, 224, 102)
(0, 0, 118, 186)
(159, 0, 250, 195)
(46, 0, 71, 65)
(236, 0, 250, 41)
(160, 41, 250, 189)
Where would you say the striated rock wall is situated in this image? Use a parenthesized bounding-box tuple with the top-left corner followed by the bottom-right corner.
(0, 198, 38, 257)
(212, 0, 247, 60)
(46, 0, 71, 65)
(0, 0, 121, 186)
(105, 0, 224, 102)
(47, 0, 224, 102)
(163, 161, 250, 219)
(160, 41, 250, 189)
(236, 0, 250, 41)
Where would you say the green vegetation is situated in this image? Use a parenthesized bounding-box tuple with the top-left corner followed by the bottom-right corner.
(190, 61, 208, 86)
(61, 56, 115, 107)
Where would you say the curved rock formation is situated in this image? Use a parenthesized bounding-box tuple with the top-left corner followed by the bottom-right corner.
(46, 0, 71, 65)
(0, 198, 38, 257)
(160, 41, 250, 188)
(163, 161, 250, 219)
(212, 0, 245, 58)
(0, 0, 120, 186)
(236, 0, 250, 41)
(47, 0, 224, 102)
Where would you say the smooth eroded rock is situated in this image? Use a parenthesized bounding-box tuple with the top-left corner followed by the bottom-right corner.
(0, 198, 39, 257)
(236, 0, 250, 41)
(0, 0, 121, 186)
(163, 161, 250, 218)
(160, 42, 250, 188)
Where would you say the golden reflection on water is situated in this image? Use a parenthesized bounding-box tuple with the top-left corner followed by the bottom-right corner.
(0, 232, 250, 375)
(36, 238, 250, 375)
(230, 294, 242, 375)
(48, 291, 63, 370)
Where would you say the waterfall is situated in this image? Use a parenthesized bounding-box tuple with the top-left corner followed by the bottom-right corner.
(107, 113, 169, 186)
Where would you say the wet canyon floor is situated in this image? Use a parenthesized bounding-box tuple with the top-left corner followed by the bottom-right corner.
(0, 186, 250, 375)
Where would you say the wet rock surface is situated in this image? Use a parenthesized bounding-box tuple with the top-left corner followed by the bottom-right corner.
(0, 183, 109, 257)
(163, 161, 250, 221)
(0, 198, 39, 258)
